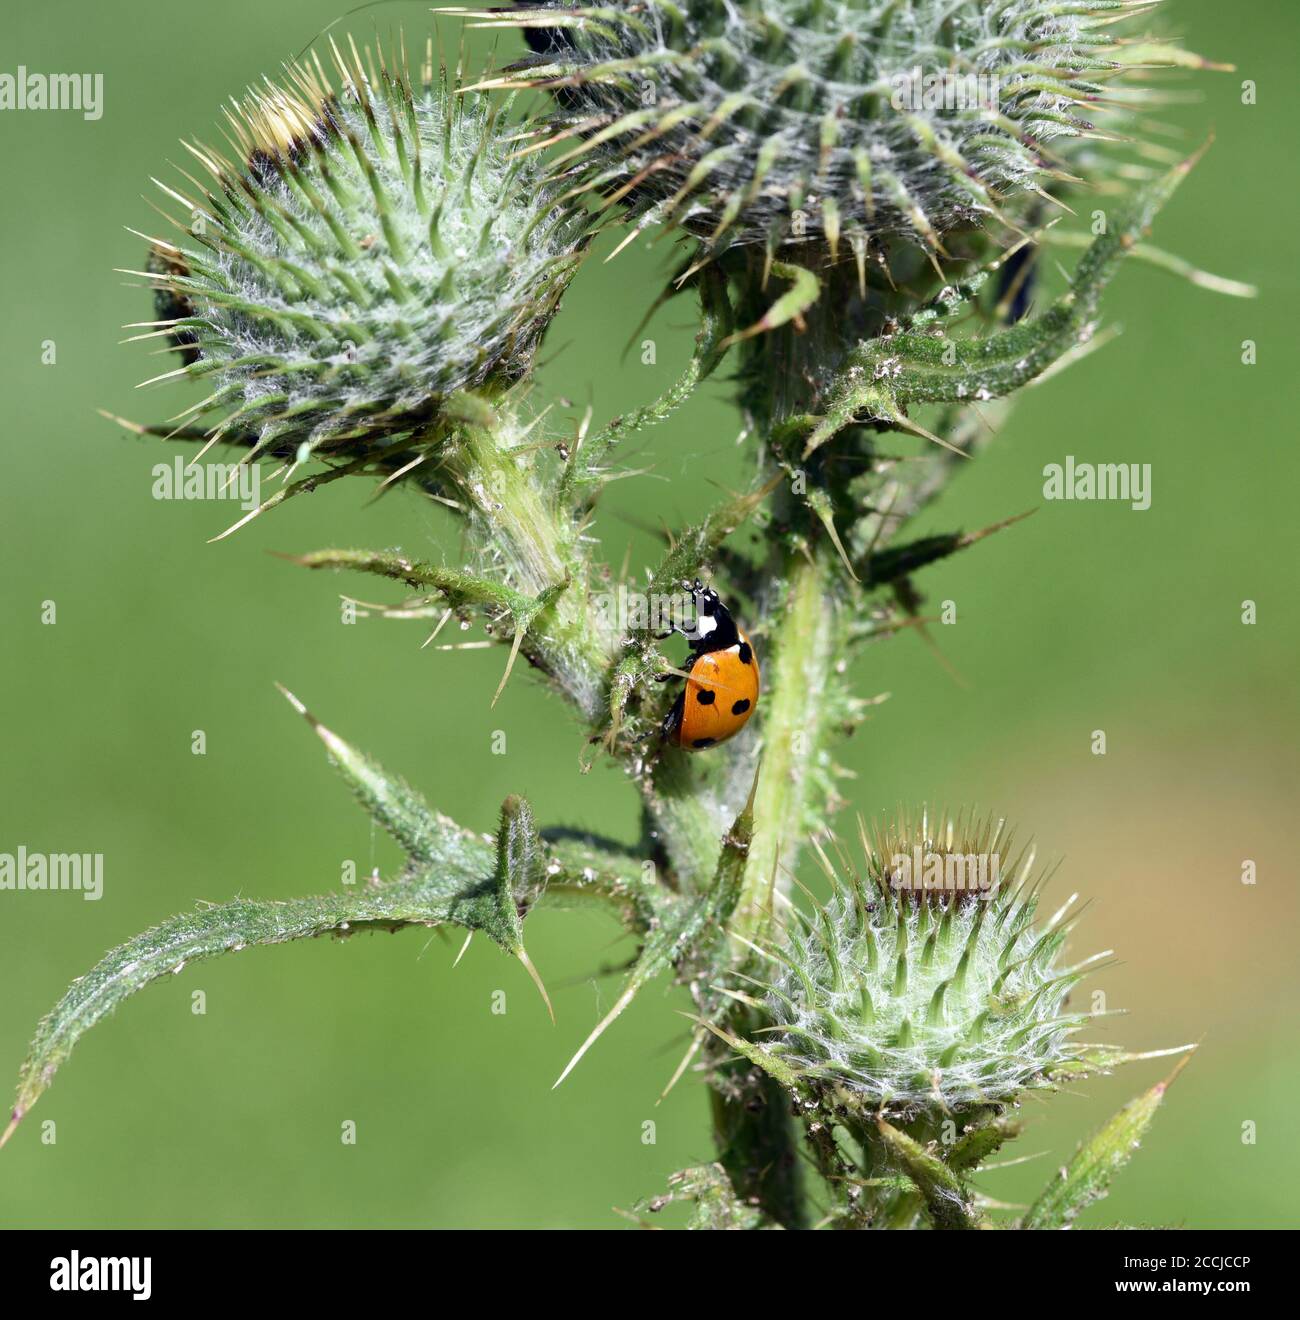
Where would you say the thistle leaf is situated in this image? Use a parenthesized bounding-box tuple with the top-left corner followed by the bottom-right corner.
(1, 877, 494, 1150)
(641, 473, 782, 619)
(278, 684, 487, 869)
(1043, 231, 1256, 300)
(288, 549, 543, 623)
(207, 436, 419, 542)
(1020, 1053, 1194, 1229)
(287, 552, 574, 705)
(0, 692, 558, 1149)
(860, 510, 1035, 588)
(802, 147, 1207, 458)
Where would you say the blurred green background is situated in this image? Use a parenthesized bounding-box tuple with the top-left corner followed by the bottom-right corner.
(1, 0, 1296, 1229)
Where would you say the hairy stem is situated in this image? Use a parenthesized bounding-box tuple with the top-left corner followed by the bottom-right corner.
(440, 413, 613, 717)
(710, 1069, 808, 1229)
(702, 259, 873, 1225)
(743, 549, 837, 935)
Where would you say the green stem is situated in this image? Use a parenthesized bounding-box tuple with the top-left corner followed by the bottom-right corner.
(641, 754, 739, 891)
(710, 1069, 807, 1229)
(699, 257, 872, 1226)
(447, 418, 612, 717)
(742, 548, 837, 936)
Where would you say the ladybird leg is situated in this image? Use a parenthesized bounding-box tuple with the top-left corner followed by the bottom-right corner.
(660, 689, 685, 744)
(656, 646, 699, 683)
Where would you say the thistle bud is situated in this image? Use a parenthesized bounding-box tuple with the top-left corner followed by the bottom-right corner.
(137, 39, 589, 463)
(493, 0, 1199, 258)
(733, 812, 1107, 1119)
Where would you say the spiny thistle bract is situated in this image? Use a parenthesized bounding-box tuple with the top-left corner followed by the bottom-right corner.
(729, 814, 1113, 1116)
(470, 0, 1197, 258)
(136, 39, 589, 464)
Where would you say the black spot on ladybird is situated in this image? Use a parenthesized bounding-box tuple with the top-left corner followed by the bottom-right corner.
(692, 737, 716, 749)
(737, 642, 753, 665)
(731, 699, 751, 716)
(696, 689, 716, 705)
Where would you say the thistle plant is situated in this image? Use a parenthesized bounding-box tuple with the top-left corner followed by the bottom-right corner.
(5, 6, 1249, 1229)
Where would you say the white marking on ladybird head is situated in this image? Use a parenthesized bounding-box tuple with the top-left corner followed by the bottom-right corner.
(676, 582, 722, 641)
(680, 611, 718, 642)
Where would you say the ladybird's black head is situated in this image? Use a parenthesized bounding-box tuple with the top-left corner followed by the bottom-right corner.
(513, 2, 582, 112)
(677, 578, 739, 652)
(516, 1, 573, 58)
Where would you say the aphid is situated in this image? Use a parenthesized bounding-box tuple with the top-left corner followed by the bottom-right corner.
(661, 580, 759, 751)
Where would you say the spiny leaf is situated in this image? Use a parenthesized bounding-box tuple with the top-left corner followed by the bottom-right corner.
(0, 879, 491, 1150)
(1042, 231, 1256, 300)
(642, 472, 782, 618)
(491, 795, 554, 1019)
(488, 795, 545, 947)
(208, 435, 418, 541)
(287, 550, 572, 703)
(280, 687, 552, 957)
(1020, 1052, 1195, 1229)
(801, 147, 1208, 458)
(278, 684, 484, 868)
(287, 548, 540, 620)
(0, 692, 561, 1150)
(860, 510, 1034, 588)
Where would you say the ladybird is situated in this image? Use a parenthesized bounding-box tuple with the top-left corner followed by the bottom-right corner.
(661, 581, 760, 751)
